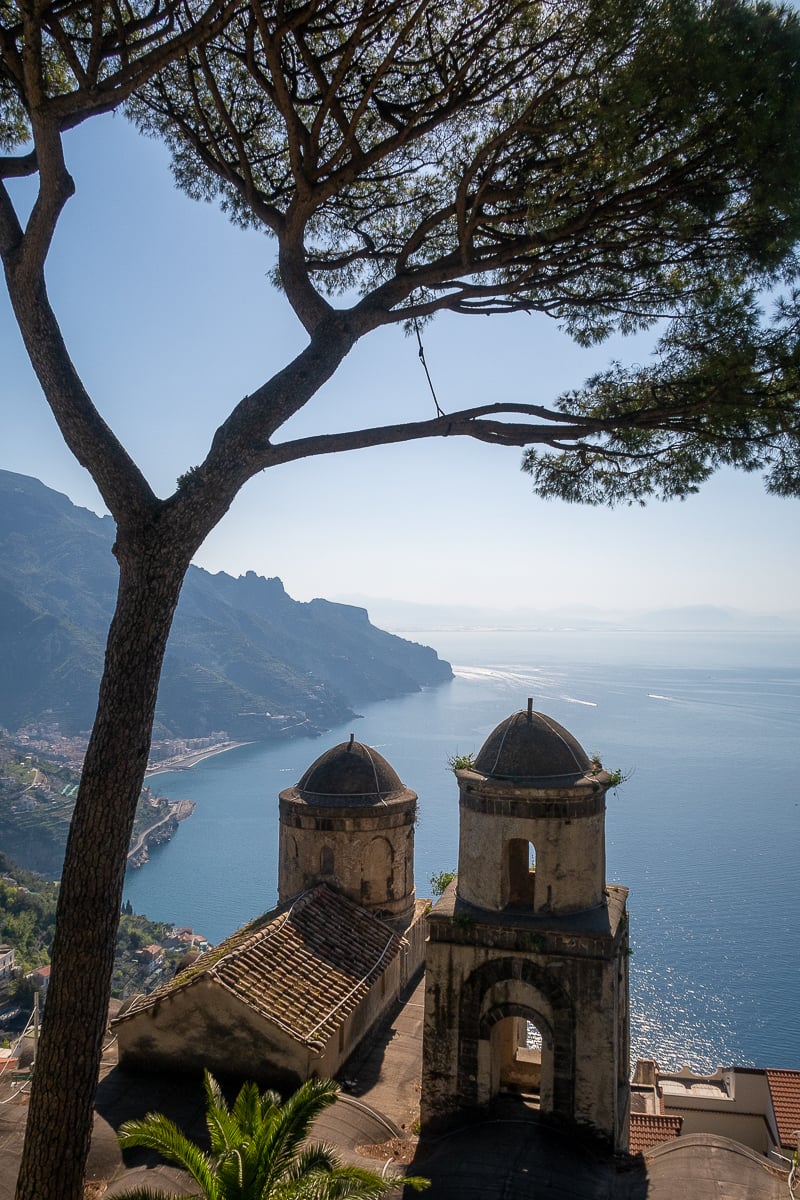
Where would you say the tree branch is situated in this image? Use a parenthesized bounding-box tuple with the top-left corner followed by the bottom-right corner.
(0, 179, 24, 255)
(13, 122, 76, 275)
(3, 264, 158, 524)
(264, 409, 606, 467)
(0, 151, 38, 180)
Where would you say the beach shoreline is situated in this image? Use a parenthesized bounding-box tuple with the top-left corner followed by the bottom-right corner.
(144, 740, 252, 778)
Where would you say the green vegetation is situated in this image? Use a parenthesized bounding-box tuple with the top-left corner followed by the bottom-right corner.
(0, 853, 183, 999)
(0, 858, 58, 978)
(430, 870, 456, 896)
(117, 1071, 428, 1200)
(447, 753, 475, 773)
(111, 913, 185, 1000)
(589, 757, 630, 790)
(604, 769, 630, 790)
(0, 733, 178, 878)
(0, 735, 81, 874)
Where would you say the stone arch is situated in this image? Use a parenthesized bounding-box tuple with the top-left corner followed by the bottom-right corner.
(319, 844, 334, 875)
(361, 835, 394, 904)
(505, 837, 536, 907)
(481, 1001, 553, 1109)
(480, 1000, 553, 1040)
(458, 957, 575, 1119)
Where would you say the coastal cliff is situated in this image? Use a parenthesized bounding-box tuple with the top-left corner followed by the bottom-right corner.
(127, 800, 196, 869)
(0, 469, 453, 740)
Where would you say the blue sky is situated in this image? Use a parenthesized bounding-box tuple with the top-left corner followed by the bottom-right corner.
(2, 113, 798, 622)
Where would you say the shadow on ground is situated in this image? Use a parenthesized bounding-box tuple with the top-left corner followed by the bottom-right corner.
(408, 1098, 650, 1200)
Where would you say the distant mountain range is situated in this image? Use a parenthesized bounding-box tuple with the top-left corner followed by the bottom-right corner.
(338, 595, 800, 633)
(0, 471, 452, 739)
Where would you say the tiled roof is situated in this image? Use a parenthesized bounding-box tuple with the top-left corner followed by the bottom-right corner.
(120, 885, 402, 1050)
(766, 1070, 800, 1146)
(628, 1113, 683, 1155)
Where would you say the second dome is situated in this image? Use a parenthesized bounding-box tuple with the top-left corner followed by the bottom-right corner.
(473, 705, 591, 783)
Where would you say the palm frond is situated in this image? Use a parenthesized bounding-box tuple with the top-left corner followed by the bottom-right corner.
(258, 1078, 341, 1188)
(253, 1080, 340, 1190)
(272, 1165, 426, 1200)
(230, 1078, 268, 1137)
(117, 1073, 426, 1200)
(203, 1070, 231, 1117)
(204, 1074, 246, 1157)
(110, 1189, 197, 1200)
(323, 1165, 428, 1200)
(284, 1143, 341, 1179)
(118, 1112, 217, 1197)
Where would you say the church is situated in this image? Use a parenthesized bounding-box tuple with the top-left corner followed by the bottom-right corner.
(114, 735, 428, 1090)
(114, 702, 630, 1149)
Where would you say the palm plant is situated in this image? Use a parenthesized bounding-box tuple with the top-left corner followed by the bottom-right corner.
(116, 1072, 427, 1200)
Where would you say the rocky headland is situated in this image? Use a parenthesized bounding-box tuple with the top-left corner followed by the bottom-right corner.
(0, 468, 453, 741)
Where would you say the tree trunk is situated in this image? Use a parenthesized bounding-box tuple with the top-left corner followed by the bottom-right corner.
(14, 532, 190, 1200)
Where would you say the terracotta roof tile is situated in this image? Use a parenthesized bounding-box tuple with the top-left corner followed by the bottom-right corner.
(766, 1070, 800, 1146)
(628, 1113, 683, 1155)
(120, 885, 402, 1050)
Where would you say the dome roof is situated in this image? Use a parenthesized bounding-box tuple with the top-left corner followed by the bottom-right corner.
(473, 704, 591, 783)
(294, 735, 408, 805)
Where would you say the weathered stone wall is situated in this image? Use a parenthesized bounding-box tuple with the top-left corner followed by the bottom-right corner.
(278, 792, 417, 918)
(421, 880, 630, 1149)
(335, 952, 402, 1067)
(456, 774, 606, 914)
(398, 900, 429, 987)
(115, 977, 314, 1089)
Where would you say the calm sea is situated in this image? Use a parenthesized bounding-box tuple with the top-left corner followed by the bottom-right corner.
(123, 630, 800, 1073)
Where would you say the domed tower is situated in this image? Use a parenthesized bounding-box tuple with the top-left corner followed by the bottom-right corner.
(458, 702, 605, 915)
(422, 701, 630, 1152)
(278, 735, 417, 925)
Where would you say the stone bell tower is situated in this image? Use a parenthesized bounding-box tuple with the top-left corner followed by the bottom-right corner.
(421, 701, 630, 1150)
(278, 735, 418, 929)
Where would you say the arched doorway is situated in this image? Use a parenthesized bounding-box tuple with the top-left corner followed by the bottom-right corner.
(482, 1003, 556, 1104)
(459, 959, 575, 1121)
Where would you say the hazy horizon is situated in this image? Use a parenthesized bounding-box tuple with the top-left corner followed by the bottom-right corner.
(330, 593, 800, 630)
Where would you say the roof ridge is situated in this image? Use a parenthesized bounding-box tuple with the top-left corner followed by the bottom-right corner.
(116, 902, 301, 1017)
(113, 884, 405, 1043)
(209, 890, 317, 975)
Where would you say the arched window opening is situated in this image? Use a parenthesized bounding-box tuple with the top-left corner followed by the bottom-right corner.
(506, 838, 536, 908)
(361, 836, 394, 905)
(526, 1021, 543, 1051)
(320, 845, 334, 875)
(489, 1015, 548, 1110)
